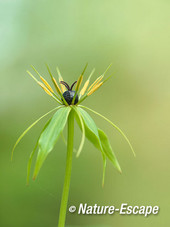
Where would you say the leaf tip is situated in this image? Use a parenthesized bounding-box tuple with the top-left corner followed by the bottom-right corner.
(30, 65, 35, 70)
(11, 147, 15, 161)
(102, 181, 105, 188)
(119, 168, 122, 174)
(76, 153, 80, 158)
(115, 162, 122, 174)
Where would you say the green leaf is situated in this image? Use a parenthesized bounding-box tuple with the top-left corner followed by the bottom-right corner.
(98, 129, 121, 173)
(11, 106, 62, 160)
(76, 107, 106, 184)
(77, 107, 102, 149)
(76, 107, 121, 184)
(27, 118, 52, 185)
(33, 107, 71, 179)
(80, 105, 135, 156)
(78, 107, 99, 140)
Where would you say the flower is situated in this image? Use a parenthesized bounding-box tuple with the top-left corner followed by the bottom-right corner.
(12, 64, 135, 186)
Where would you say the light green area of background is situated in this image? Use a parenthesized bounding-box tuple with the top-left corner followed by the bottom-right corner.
(0, 0, 170, 226)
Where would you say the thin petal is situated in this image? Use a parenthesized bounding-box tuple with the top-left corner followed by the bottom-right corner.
(38, 82, 53, 96)
(57, 67, 66, 92)
(40, 76, 54, 93)
(80, 80, 89, 96)
(87, 82, 103, 96)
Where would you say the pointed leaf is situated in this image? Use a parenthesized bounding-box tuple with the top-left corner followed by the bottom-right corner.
(77, 107, 102, 149)
(33, 107, 71, 179)
(79, 107, 121, 172)
(80, 105, 135, 156)
(27, 118, 52, 185)
(76, 107, 121, 184)
(76, 107, 106, 184)
(98, 129, 121, 173)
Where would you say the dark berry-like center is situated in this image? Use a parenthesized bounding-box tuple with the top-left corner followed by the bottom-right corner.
(63, 90, 78, 105)
(60, 81, 78, 105)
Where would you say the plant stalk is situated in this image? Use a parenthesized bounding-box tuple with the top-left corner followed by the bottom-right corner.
(58, 109, 74, 227)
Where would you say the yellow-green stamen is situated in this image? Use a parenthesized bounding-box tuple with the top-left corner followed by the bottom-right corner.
(87, 82, 103, 96)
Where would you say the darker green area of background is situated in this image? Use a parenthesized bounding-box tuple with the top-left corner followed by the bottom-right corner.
(0, 0, 169, 226)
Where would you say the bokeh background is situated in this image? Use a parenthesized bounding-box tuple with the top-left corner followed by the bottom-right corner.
(0, 0, 170, 226)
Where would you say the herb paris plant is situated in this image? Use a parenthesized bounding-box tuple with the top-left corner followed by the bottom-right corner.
(12, 64, 135, 227)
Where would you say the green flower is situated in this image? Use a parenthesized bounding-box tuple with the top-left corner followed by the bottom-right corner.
(12, 63, 135, 227)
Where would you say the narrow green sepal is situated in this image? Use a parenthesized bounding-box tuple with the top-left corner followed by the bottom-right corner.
(11, 106, 62, 161)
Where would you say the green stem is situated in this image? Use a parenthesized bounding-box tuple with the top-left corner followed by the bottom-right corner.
(58, 110, 74, 227)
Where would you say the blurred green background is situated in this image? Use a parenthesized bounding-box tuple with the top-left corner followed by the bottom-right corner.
(0, 0, 170, 226)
